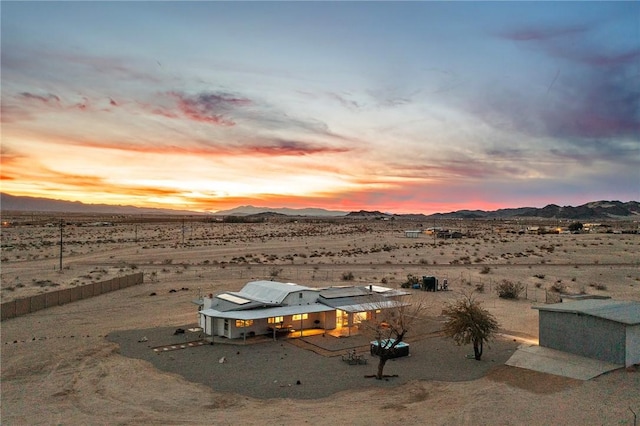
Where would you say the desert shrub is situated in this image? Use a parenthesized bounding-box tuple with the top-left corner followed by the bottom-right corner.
(475, 282, 485, 292)
(341, 271, 355, 281)
(269, 266, 283, 279)
(401, 274, 420, 288)
(479, 266, 491, 274)
(549, 281, 566, 293)
(534, 274, 545, 279)
(496, 279, 524, 299)
(534, 282, 543, 288)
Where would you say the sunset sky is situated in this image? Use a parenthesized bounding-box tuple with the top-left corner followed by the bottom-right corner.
(2, 2, 638, 214)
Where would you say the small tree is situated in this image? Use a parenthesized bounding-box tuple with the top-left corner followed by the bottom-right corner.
(496, 279, 524, 299)
(400, 274, 420, 288)
(568, 222, 583, 233)
(442, 293, 499, 361)
(358, 294, 427, 379)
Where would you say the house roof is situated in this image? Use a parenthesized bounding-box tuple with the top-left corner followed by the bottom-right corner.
(320, 286, 369, 299)
(534, 300, 640, 325)
(333, 300, 409, 313)
(200, 303, 334, 321)
(319, 285, 406, 299)
(238, 280, 315, 304)
(215, 292, 278, 311)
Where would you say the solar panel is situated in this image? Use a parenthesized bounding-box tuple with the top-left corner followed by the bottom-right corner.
(370, 285, 392, 293)
(218, 293, 251, 305)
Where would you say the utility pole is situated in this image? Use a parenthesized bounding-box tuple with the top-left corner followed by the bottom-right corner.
(433, 217, 437, 246)
(59, 219, 64, 270)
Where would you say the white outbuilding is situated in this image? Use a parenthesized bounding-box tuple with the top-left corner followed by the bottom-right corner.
(534, 299, 640, 368)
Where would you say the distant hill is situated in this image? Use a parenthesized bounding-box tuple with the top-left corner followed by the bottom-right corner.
(2, 193, 638, 220)
(213, 205, 347, 217)
(345, 210, 393, 219)
(0, 193, 201, 215)
(427, 201, 640, 220)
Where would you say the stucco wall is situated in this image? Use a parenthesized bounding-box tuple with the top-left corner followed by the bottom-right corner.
(539, 311, 626, 365)
(626, 324, 640, 368)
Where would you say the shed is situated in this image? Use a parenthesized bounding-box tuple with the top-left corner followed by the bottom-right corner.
(533, 300, 640, 367)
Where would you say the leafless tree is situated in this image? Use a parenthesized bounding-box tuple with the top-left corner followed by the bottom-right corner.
(442, 292, 499, 361)
(358, 293, 429, 379)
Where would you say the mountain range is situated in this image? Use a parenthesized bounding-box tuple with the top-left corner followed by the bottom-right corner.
(1, 193, 638, 220)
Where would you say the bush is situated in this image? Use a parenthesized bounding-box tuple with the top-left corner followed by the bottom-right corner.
(479, 266, 491, 274)
(269, 266, 283, 279)
(341, 271, 355, 281)
(401, 274, 420, 288)
(549, 281, 566, 293)
(496, 279, 524, 299)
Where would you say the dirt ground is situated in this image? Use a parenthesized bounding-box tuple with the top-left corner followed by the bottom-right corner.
(1, 216, 639, 424)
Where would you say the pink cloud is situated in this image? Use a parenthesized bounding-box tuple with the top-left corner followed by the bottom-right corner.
(168, 91, 252, 126)
(19, 92, 61, 104)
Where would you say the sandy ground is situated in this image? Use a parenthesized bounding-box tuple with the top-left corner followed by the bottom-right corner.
(1, 217, 639, 424)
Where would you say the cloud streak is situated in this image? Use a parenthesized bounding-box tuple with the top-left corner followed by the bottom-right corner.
(169, 91, 251, 126)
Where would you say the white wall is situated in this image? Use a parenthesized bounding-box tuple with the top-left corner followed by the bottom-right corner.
(282, 290, 320, 306)
(626, 324, 640, 368)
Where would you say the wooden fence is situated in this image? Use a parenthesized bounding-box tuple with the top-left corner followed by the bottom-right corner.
(0, 272, 143, 321)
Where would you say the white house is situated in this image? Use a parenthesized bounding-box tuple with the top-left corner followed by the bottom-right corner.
(198, 280, 409, 340)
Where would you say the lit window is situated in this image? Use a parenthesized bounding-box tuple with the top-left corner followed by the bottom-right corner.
(292, 314, 308, 321)
(268, 316, 284, 324)
(235, 320, 254, 327)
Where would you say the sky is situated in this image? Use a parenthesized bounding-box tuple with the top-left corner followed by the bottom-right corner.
(1, 2, 638, 214)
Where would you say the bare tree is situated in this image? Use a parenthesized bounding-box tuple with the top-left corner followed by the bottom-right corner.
(358, 294, 428, 379)
(442, 292, 499, 361)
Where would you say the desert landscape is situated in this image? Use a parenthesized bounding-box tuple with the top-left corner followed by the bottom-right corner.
(1, 213, 639, 425)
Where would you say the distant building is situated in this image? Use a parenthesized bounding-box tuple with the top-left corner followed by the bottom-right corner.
(404, 230, 421, 238)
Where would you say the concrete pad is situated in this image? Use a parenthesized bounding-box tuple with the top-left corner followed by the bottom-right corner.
(506, 344, 622, 380)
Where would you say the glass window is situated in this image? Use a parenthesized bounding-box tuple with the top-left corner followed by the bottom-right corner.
(268, 316, 284, 324)
(292, 314, 308, 321)
(235, 319, 253, 327)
